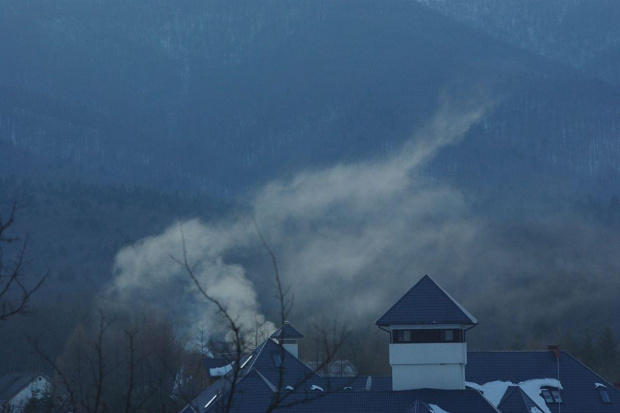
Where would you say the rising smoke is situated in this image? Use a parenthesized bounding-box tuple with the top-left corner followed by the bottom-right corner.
(102, 99, 620, 349)
(102, 100, 488, 344)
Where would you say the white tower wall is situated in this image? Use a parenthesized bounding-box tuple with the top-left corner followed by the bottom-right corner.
(389, 342, 467, 390)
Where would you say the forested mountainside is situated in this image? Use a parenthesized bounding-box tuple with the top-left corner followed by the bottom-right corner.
(1, 0, 619, 202)
(417, 0, 620, 85)
(3, 0, 620, 389)
(0, 178, 226, 375)
(0, 177, 226, 301)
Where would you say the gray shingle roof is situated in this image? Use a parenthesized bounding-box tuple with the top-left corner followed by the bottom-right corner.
(181, 338, 320, 413)
(497, 386, 543, 413)
(467, 351, 620, 413)
(376, 275, 478, 326)
(279, 388, 499, 413)
(270, 323, 304, 339)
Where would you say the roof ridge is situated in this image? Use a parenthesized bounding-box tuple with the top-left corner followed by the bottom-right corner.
(376, 274, 477, 326)
(431, 277, 478, 324)
(255, 370, 277, 392)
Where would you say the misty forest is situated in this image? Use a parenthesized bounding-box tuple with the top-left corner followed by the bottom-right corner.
(2, 0, 620, 411)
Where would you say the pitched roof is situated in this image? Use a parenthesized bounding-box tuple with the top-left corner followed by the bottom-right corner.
(279, 388, 499, 413)
(497, 386, 543, 413)
(404, 400, 434, 413)
(179, 373, 274, 413)
(376, 275, 478, 326)
(270, 322, 304, 339)
(181, 338, 320, 413)
(467, 351, 620, 413)
(0, 373, 46, 402)
(321, 376, 392, 392)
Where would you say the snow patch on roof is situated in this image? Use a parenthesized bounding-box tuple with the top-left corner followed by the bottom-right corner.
(595, 382, 607, 388)
(310, 384, 324, 391)
(429, 403, 450, 413)
(465, 381, 484, 392)
(209, 363, 233, 377)
(467, 380, 512, 406)
(467, 378, 562, 413)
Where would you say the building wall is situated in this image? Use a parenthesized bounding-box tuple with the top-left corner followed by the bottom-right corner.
(389, 343, 467, 390)
(392, 364, 466, 390)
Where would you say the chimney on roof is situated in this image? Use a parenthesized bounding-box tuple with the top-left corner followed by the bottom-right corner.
(270, 321, 304, 359)
(548, 345, 561, 360)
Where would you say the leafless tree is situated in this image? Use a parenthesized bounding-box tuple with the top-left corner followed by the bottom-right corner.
(178, 220, 350, 413)
(30, 310, 187, 413)
(0, 202, 47, 321)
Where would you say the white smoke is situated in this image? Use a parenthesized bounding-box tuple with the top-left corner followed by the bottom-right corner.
(102, 101, 490, 343)
(104, 218, 276, 347)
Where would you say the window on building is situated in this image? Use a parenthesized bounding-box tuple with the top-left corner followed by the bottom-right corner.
(271, 352, 282, 368)
(392, 329, 464, 343)
(403, 330, 411, 342)
(541, 389, 554, 403)
(600, 389, 612, 404)
(541, 388, 562, 404)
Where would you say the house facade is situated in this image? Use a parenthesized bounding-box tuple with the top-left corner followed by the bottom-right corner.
(0, 372, 57, 413)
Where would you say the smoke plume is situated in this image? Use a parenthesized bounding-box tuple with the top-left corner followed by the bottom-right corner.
(101, 101, 487, 342)
(103, 98, 620, 349)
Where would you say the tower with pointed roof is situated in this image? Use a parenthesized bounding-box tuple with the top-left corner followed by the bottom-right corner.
(270, 321, 304, 358)
(376, 275, 477, 391)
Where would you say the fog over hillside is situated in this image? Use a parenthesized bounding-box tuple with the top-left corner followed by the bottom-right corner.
(1, 0, 620, 200)
(1, 0, 620, 382)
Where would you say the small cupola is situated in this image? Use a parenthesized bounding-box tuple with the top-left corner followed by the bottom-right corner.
(376, 275, 477, 391)
(270, 321, 304, 359)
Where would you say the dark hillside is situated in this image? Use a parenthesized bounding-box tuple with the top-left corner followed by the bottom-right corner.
(1, 0, 619, 204)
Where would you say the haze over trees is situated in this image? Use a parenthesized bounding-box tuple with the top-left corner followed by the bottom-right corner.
(1, 1, 620, 407)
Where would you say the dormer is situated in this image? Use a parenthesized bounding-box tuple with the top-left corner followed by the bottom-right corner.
(376, 275, 477, 391)
(270, 321, 304, 359)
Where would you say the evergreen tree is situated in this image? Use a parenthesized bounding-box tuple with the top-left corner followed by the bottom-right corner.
(596, 326, 618, 381)
(579, 328, 597, 369)
(598, 326, 617, 363)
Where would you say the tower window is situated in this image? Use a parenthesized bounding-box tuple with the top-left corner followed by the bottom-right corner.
(402, 330, 411, 342)
(392, 329, 464, 343)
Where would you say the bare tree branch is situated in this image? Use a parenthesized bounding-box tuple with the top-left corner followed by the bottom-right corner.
(0, 202, 47, 321)
(177, 219, 352, 412)
(173, 223, 245, 413)
(27, 335, 78, 412)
